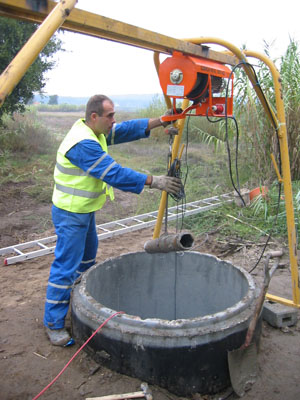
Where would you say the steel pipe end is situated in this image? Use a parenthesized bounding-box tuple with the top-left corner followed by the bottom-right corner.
(144, 232, 194, 253)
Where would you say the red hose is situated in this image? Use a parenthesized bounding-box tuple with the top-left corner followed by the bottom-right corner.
(32, 310, 125, 400)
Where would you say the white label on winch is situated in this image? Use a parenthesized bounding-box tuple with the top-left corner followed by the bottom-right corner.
(167, 85, 184, 97)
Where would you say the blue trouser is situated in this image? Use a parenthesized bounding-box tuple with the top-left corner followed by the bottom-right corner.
(44, 205, 98, 329)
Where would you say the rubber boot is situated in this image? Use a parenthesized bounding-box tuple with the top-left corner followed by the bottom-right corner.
(45, 327, 72, 347)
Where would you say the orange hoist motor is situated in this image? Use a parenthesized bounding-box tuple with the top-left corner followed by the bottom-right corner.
(159, 51, 234, 123)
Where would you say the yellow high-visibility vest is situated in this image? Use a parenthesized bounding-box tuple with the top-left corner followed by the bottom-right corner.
(52, 119, 114, 213)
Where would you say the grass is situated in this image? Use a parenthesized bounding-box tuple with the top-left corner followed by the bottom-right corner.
(183, 182, 300, 249)
(0, 111, 58, 203)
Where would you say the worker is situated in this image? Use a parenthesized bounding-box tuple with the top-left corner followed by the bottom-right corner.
(44, 94, 182, 346)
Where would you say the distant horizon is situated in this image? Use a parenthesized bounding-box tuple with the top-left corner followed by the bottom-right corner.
(33, 93, 163, 109)
(37, 93, 162, 98)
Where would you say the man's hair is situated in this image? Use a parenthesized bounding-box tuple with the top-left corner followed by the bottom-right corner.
(85, 95, 113, 121)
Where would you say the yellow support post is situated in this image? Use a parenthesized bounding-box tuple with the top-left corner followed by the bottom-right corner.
(243, 50, 299, 307)
(0, 0, 78, 108)
(152, 52, 190, 239)
(270, 153, 283, 184)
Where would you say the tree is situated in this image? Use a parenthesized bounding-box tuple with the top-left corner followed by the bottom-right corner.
(0, 16, 63, 122)
(48, 95, 59, 105)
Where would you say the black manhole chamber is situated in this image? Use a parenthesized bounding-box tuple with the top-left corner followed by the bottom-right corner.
(71, 251, 258, 396)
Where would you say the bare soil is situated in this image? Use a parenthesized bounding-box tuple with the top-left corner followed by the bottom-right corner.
(0, 184, 300, 400)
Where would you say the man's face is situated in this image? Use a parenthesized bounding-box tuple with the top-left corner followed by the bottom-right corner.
(92, 100, 116, 136)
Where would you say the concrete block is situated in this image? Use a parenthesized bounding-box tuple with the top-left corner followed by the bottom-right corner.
(262, 301, 298, 328)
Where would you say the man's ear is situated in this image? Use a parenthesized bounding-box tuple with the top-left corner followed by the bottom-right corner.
(90, 112, 98, 121)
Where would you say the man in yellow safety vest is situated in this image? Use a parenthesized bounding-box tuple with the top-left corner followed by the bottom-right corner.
(44, 94, 182, 346)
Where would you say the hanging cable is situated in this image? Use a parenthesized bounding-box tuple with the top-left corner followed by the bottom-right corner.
(178, 114, 191, 231)
(224, 65, 245, 205)
(228, 62, 283, 273)
(203, 60, 284, 274)
(232, 62, 283, 273)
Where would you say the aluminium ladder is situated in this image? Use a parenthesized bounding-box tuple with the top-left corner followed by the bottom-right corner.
(0, 193, 233, 265)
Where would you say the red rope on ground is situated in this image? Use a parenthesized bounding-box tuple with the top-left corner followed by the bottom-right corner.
(32, 310, 125, 400)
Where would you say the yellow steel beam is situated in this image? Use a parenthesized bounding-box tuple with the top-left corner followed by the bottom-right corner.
(266, 293, 300, 309)
(0, 0, 237, 66)
(0, 0, 78, 108)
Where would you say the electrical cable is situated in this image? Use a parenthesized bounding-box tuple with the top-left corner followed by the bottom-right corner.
(178, 114, 191, 231)
(205, 97, 245, 206)
(232, 62, 283, 273)
(32, 311, 124, 400)
(224, 66, 245, 204)
(228, 62, 283, 273)
(165, 113, 190, 232)
(204, 60, 284, 274)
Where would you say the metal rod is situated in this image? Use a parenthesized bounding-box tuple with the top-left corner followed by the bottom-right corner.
(0, 0, 237, 65)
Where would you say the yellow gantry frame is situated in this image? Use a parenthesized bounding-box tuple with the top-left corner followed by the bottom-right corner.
(0, 1, 298, 308)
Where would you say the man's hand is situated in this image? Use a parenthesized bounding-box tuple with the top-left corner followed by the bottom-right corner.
(160, 108, 183, 127)
(150, 175, 182, 195)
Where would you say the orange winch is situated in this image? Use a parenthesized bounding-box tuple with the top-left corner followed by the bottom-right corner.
(159, 51, 234, 122)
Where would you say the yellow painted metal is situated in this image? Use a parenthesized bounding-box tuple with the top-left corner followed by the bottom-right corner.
(243, 50, 299, 307)
(152, 52, 190, 239)
(270, 153, 283, 183)
(178, 144, 185, 160)
(0, 0, 237, 66)
(266, 293, 300, 309)
(0, 0, 78, 108)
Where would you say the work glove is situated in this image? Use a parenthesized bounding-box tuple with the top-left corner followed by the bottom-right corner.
(160, 108, 183, 127)
(150, 175, 182, 195)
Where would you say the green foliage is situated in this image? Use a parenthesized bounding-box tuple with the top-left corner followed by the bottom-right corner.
(233, 38, 300, 182)
(0, 111, 57, 158)
(137, 95, 169, 140)
(48, 95, 58, 105)
(32, 103, 86, 112)
(0, 111, 58, 202)
(280, 40, 300, 179)
(183, 182, 300, 248)
(137, 94, 167, 118)
(249, 181, 300, 237)
(0, 17, 63, 122)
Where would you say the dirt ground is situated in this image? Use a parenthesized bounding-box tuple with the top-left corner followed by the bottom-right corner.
(0, 187, 300, 400)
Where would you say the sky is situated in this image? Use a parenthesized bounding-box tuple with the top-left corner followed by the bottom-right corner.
(43, 0, 300, 97)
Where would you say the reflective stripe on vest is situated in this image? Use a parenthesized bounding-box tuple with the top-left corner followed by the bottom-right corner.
(52, 119, 114, 213)
(55, 183, 105, 198)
